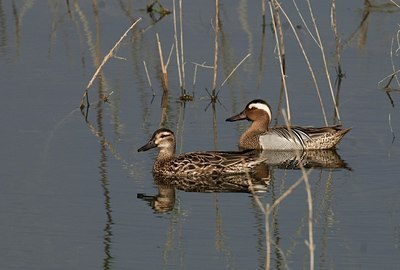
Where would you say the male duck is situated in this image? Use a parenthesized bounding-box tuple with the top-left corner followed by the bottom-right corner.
(226, 99, 351, 150)
(138, 128, 266, 176)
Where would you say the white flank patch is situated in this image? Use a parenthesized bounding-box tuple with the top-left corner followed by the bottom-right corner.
(249, 102, 272, 119)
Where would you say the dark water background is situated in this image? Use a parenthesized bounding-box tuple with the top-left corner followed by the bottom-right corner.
(1, 1, 399, 269)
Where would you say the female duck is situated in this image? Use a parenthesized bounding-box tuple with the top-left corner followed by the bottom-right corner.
(138, 128, 266, 176)
(226, 99, 351, 150)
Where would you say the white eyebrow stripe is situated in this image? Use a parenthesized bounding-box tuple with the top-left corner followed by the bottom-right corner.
(249, 103, 272, 119)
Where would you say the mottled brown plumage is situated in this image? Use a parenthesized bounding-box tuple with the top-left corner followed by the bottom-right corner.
(138, 128, 266, 176)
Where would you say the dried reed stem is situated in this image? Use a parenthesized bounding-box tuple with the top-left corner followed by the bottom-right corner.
(392, 0, 400, 8)
(292, 0, 318, 46)
(156, 33, 169, 93)
(331, 0, 343, 76)
(212, 0, 219, 97)
(173, 0, 183, 91)
(389, 36, 400, 88)
(143, 60, 152, 88)
(165, 43, 175, 69)
(269, 0, 290, 121)
(306, 0, 341, 122)
(79, 18, 142, 110)
(179, 0, 186, 91)
(220, 53, 251, 88)
(192, 62, 200, 90)
(276, 2, 328, 126)
(262, 0, 266, 32)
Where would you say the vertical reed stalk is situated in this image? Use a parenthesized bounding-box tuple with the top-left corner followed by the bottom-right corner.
(262, 0, 266, 33)
(306, 0, 341, 122)
(179, 0, 186, 92)
(156, 33, 169, 93)
(331, 0, 342, 77)
(212, 0, 219, 98)
(173, 0, 183, 93)
(268, 0, 290, 121)
(275, 2, 328, 126)
(273, 0, 286, 74)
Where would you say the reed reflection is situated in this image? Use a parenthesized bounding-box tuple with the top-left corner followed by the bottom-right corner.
(137, 164, 271, 214)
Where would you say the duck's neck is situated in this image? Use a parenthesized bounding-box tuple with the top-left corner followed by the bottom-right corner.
(157, 145, 176, 161)
(239, 120, 269, 149)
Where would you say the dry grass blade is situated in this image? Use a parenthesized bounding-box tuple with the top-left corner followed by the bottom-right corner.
(79, 18, 142, 110)
(292, 0, 319, 46)
(275, 2, 328, 126)
(220, 53, 251, 89)
(305, 0, 341, 122)
(378, 28, 400, 89)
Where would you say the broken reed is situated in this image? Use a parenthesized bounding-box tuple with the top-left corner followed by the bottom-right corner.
(79, 18, 142, 110)
(156, 33, 169, 93)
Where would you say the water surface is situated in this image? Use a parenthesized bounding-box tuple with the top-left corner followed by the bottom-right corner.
(0, 1, 399, 269)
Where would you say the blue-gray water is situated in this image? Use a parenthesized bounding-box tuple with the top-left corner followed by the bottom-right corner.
(1, 1, 399, 269)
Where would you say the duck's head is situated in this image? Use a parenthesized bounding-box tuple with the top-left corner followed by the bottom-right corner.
(138, 128, 176, 153)
(226, 99, 272, 124)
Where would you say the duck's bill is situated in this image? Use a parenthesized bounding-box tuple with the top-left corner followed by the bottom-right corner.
(226, 111, 247, 122)
(137, 140, 157, 152)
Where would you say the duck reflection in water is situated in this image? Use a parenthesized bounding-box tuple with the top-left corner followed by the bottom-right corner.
(259, 149, 351, 170)
(137, 166, 271, 213)
(137, 129, 350, 213)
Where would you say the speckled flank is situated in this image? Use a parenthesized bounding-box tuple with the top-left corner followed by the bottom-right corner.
(227, 99, 351, 150)
(303, 128, 351, 150)
(138, 128, 267, 176)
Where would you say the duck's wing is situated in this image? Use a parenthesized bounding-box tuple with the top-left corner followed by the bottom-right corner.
(171, 150, 265, 174)
(290, 125, 350, 139)
(266, 125, 351, 149)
